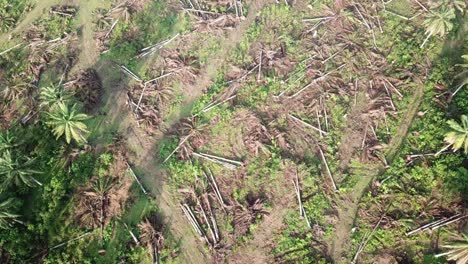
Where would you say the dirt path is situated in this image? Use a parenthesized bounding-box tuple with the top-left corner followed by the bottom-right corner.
(330, 83, 425, 263)
(385, 80, 425, 162)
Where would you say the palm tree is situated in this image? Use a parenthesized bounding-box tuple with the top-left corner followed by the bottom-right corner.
(0, 150, 42, 190)
(45, 102, 90, 144)
(0, 198, 19, 229)
(436, 115, 468, 155)
(435, 233, 468, 264)
(420, 6, 456, 48)
(39, 85, 72, 109)
(0, 130, 18, 152)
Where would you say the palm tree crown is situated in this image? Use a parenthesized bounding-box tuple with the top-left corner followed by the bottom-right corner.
(46, 102, 89, 144)
(444, 115, 468, 153)
(39, 85, 72, 109)
(423, 7, 455, 37)
(0, 198, 19, 229)
(0, 150, 42, 190)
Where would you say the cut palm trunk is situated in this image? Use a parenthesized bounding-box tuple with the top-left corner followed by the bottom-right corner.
(289, 64, 346, 98)
(317, 145, 338, 192)
(406, 214, 466, 236)
(126, 162, 148, 195)
(120, 65, 142, 82)
(205, 168, 226, 208)
(163, 135, 192, 163)
(123, 222, 140, 245)
(50, 232, 93, 250)
(181, 204, 210, 246)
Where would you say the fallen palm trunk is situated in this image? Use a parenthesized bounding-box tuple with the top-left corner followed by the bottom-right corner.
(120, 65, 142, 82)
(137, 33, 180, 58)
(292, 170, 311, 228)
(105, 19, 119, 39)
(288, 114, 329, 136)
(317, 144, 338, 192)
(205, 168, 226, 208)
(0, 43, 23, 56)
(204, 195, 220, 242)
(192, 153, 238, 170)
(352, 214, 385, 264)
(50, 232, 93, 250)
(197, 152, 243, 166)
(406, 214, 467, 236)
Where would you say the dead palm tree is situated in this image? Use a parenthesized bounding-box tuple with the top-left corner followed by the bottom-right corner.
(93, 8, 112, 30)
(76, 176, 115, 242)
(147, 84, 173, 108)
(0, 198, 19, 229)
(45, 102, 89, 144)
(110, 1, 135, 23)
(0, 150, 42, 190)
(1, 74, 31, 102)
(138, 216, 164, 263)
(436, 233, 468, 264)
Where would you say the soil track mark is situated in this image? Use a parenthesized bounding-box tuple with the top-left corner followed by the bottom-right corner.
(70, 0, 111, 75)
(0, 0, 61, 44)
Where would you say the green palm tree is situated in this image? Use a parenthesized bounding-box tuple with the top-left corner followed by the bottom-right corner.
(0, 198, 19, 229)
(46, 102, 89, 144)
(435, 234, 468, 264)
(0, 130, 18, 152)
(437, 115, 468, 155)
(0, 150, 42, 190)
(420, 7, 456, 48)
(39, 85, 72, 109)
